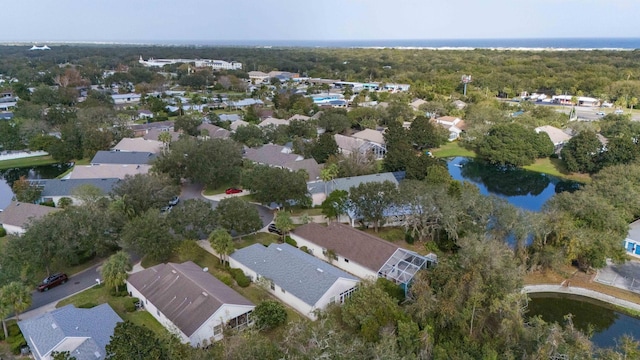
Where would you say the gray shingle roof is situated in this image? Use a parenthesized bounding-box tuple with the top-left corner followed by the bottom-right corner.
(0, 201, 60, 228)
(307, 172, 399, 195)
(126, 261, 254, 337)
(34, 178, 120, 197)
(230, 243, 358, 306)
(18, 303, 122, 360)
(244, 144, 322, 181)
(292, 222, 400, 272)
(91, 151, 156, 165)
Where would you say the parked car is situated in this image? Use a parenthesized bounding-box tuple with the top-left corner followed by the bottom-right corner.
(37, 273, 68, 292)
(160, 205, 172, 214)
(268, 223, 283, 236)
(615, 109, 625, 115)
(168, 196, 180, 206)
(225, 188, 243, 195)
(596, 111, 605, 116)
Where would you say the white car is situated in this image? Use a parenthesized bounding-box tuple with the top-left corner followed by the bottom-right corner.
(596, 111, 605, 116)
(615, 109, 624, 115)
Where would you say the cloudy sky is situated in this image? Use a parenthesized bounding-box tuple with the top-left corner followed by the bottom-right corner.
(3, 0, 638, 43)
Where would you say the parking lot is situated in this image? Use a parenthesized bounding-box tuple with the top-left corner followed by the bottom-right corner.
(595, 259, 640, 294)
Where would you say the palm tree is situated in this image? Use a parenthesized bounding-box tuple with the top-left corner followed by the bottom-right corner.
(209, 228, 234, 264)
(274, 211, 294, 242)
(320, 163, 339, 195)
(0, 297, 11, 339)
(0, 282, 32, 321)
(158, 131, 172, 153)
(101, 251, 132, 294)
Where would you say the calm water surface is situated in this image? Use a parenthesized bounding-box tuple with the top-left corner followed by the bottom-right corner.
(446, 157, 580, 211)
(528, 293, 640, 348)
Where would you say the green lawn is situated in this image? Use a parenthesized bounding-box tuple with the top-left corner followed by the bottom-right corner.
(431, 142, 476, 158)
(288, 207, 324, 217)
(0, 155, 58, 170)
(523, 158, 591, 183)
(203, 182, 237, 196)
(57, 285, 168, 337)
(361, 227, 406, 243)
(234, 232, 280, 249)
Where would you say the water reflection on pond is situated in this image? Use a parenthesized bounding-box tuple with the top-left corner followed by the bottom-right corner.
(447, 157, 580, 211)
(527, 293, 640, 348)
(0, 163, 70, 210)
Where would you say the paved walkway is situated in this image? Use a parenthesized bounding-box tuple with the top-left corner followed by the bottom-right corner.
(523, 284, 640, 312)
(0, 150, 48, 161)
(594, 259, 640, 294)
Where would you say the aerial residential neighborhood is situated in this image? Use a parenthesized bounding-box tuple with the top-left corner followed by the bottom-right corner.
(1, 14, 640, 357)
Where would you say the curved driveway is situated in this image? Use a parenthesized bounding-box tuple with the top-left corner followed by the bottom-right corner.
(180, 181, 274, 230)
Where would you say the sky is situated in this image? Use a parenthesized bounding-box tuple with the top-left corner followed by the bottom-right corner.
(2, 0, 639, 43)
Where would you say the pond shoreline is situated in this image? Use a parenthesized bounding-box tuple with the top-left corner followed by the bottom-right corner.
(523, 284, 640, 316)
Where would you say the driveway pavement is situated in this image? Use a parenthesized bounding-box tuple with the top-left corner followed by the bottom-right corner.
(180, 181, 274, 229)
(594, 259, 640, 294)
(19, 263, 103, 320)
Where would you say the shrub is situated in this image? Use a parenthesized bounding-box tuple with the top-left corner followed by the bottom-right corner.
(124, 297, 139, 312)
(253, 300, 288, 330)
(376, 277, 405, 303)
(229, 268, 250, 287)
(7, 322, 20, 337)
(284, 236, 297, 248)
(41, 200, 55, 207)
(8, 334, 26, 355)
(404, 232, 415, 245)
(216, 272, 234, 286)
(57, 197, 73, 208)
(78, 302, 98, 309)
(0, 226, 6, 237)
(299, 246, 310, 254)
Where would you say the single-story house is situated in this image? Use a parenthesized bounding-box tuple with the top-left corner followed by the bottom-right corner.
(307, 172, 400, 206)
(248, 71, 269, 84)
(551, 95, 600, 107)
(226, 99, 264, 108)
(111, 93, 141, 105)
(219, 114, 242, 122)
(91, 151, 156, 165)
(288, 114, 311, 122)
(230, 120, 250, 132)
(244, 144, 322, 181)
(291, 222, 436, 293)
(137, 109, 154, 120)
(433, 116, 467, 141)
(258, 117, 289, 127)
(334, 134, 387, 160)
(32, 178, 120, 206)
(409, 98, 427, 111)
(535, 125, 572, 153)
(197, 123, 231, 140)
(127, 261, 254, 346)
(229, 243, 359, 320)
(67, 164, 151, 180)
(112, 138, 163, 154)
(142, 128, 181, 142)
(0, 112, 14, 120)
(129, 121, 174, 137)
(18, 303, 122, 360)
(624, 219, 640, 259)
(0, 201, 61, 234)
(351, 129, 386, 148)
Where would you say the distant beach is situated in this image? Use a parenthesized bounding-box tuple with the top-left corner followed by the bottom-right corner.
(4, 38, 640, 51)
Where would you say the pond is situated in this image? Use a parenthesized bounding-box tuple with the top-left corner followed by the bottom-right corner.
(527, 293, 640, 348)
(446, 157, 580, 212)
(0, 163, 71, 210)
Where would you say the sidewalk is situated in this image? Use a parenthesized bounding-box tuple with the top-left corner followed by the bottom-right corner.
(201, 191, 251, 201)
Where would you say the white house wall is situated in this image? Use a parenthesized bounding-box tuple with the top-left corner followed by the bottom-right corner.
(228, 258, 317, 320)
(1, 224, 24, 235)
(126, 282, 191, 343)
(290, 233, 379, 280)
(313, 278, 359, 309)
(190, 304, 254, 347)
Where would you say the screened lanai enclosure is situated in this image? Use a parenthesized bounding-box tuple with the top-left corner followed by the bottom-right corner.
(377, 249, 437, 293)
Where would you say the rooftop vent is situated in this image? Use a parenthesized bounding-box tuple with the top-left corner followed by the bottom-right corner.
(276, 247, 282, 251)
(316, 268, 324, 273)
(171, 270, 177, 274)
(202, 291, 208, 297)
(203, 267, 208, 272)
(51, 323, 57, 329)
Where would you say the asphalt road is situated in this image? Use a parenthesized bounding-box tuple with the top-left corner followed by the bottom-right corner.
(180, 181, 274, 229)
(27, 262, 103, 311)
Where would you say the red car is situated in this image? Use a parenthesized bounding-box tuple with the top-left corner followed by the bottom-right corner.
(225, 188, 243, 195)
(37, 273, 68, 292)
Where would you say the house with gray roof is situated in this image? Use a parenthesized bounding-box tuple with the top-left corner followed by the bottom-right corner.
(197, 123, 231, 140)
(624, 219, 640, 259)
(307, 172, 399, 206)
(292, 222, 436, 293)
(0, 201, 61, 234)
(18, 303, 122, 360)
(244, 144, 322, 181)
(112, 138, 163, 154)
(32, 178, 120, 206)
(91, 150, 156, 165)
(126, 261, 254, 346)
(219, 114, 241, 122)
(67, 164, 151, 180)
(229, 243, 359, 320)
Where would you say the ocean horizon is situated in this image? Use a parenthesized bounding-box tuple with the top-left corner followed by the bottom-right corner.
(7, 38, 640, 50)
